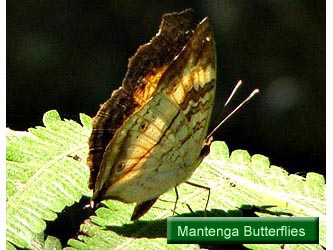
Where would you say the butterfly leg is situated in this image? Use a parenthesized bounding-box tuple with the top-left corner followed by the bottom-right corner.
(172, 187, 179, 216)
(185, 181, 211, 217)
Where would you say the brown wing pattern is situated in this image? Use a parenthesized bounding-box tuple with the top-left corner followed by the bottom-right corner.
(158, 17, 216, 148)
(93, 92, 188, 203)
(87, 9, 198, 189)
(91, 15, 216, 215)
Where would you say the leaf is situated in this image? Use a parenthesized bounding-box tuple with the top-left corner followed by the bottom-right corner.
(67, 141, 326, 249)
(44, 236, 63, 250)
(6, 110, 92, 249)
(6, 111, 325, 249)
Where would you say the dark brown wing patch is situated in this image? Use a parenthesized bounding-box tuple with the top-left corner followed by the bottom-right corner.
(88, 9, 198, 190)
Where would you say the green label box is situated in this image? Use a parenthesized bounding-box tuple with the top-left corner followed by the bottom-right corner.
(167, 217, 319, 244)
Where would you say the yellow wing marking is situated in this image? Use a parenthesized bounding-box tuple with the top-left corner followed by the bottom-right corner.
(93, 92, 201, 203)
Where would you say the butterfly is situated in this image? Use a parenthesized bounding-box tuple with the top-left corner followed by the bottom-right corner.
(87, 9, 216, 220)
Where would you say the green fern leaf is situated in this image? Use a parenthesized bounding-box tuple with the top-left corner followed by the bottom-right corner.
(67, 141, 325, 249)
(6, 110, 92, 249)
(6, 111, 325, 249)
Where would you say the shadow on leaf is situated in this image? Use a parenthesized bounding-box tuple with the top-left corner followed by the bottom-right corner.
(104, 208, 243, 239)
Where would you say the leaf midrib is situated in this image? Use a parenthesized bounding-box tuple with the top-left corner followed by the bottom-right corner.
(206, 159, 325, 217)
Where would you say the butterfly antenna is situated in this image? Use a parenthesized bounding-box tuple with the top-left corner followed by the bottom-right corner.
(206, 87, 259, 140)
(224, 80, 243, 107)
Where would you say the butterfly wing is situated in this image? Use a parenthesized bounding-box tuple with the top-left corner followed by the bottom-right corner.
(87, 9, 198, 190)
(92, 17, 216, 213)
(159, 16, 216, 154)
(93, 92, 192, 203)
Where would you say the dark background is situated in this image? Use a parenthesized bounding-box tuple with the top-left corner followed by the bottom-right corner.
(7, 1, 325, 175)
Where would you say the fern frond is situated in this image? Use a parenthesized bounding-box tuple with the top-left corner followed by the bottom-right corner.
(6, 110, 92, 249)
(67, 141, 326, 250)
(6, 111, 325, 249)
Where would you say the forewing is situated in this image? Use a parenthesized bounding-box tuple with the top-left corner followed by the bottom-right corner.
(92, 16, 216, 205)
(88, 9, 198, 189)
(158, 17, 216, 151)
